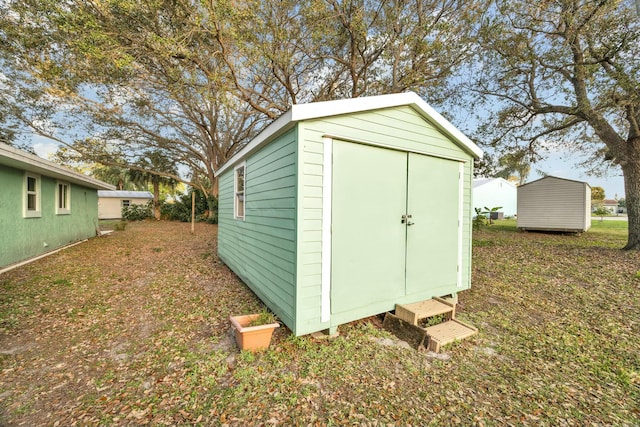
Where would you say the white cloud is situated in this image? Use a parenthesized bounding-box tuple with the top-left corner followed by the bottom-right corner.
(32, 139, 59, 160)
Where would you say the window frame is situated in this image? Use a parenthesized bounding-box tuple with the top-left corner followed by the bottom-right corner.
(56, 181, 71, 215)
(234, 163, 246, 220)
(23, 172, 41, 218)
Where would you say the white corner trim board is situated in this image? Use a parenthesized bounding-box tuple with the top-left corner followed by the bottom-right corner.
(320, 137, 333, 323)
(457, 162, 464, 287)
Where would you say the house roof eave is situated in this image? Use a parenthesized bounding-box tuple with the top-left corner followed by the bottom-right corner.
(0, 142, 115, 190)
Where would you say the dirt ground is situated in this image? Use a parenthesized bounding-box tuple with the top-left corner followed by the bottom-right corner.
(1, 220, 639, 426)
(0, 221, 268, 426)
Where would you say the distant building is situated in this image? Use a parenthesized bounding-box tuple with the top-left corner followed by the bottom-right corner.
(591, 199, 619, 214)
(472, 178, 517, 217)
(517, 176, 591, 233)
(98, 190, 153, 219)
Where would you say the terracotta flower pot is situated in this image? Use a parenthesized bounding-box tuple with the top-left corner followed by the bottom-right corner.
(229, 314, 280, 351)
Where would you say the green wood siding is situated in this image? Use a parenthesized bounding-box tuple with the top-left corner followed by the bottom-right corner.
(303, 106, 470, 160)
(0, 165, 100, 268)
(292, 128, 326, 334)
(296, 106, 474, 334)
(217, 129, 298, 330)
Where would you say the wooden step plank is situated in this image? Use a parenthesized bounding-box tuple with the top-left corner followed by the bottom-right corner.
(395, 298, 455, 325)
(425, 319, 478, 352)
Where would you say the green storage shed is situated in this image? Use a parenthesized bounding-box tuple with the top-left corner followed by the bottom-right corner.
(215, 92, 482, 335)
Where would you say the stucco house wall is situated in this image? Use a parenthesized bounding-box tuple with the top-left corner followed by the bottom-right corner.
(0, 143, 114, 269)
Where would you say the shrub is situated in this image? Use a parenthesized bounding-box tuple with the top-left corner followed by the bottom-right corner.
(161, 189, 217, 224)
(122, 202, 153, 221)
(473, 207, 486, 231)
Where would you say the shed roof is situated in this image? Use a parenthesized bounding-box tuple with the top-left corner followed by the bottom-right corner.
(216, 92, 482, 177)
(98, 190, 154, 199)
(519, 175, 591, 189)
(473, 177, 516, 189)
(0, 142, 115, 190)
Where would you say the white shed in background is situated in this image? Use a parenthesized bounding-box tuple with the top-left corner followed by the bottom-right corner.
(98, 190, 153, 219)
(517, 176, 591, 233)
(472, 178, 517, 217)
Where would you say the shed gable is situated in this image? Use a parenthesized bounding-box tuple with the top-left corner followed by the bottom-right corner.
(294, 106, 475, 335)
(301, 105, 471, 161)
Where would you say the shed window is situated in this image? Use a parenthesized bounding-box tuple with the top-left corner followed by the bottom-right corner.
(56, 181, 71, 214)
(24, 173, 41, 218)
(122, 199, 130, 208)
(235, 164, 245, 220)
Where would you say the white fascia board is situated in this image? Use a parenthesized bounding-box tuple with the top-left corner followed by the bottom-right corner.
(216, 92, 483, 177)
(0, 142, 115, 190)
(521, 175, 591, 188)
(97, 190, 154, 199)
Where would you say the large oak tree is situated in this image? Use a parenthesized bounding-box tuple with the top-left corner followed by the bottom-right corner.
(473, 0, 640, 249)
(0, 0, 480, 207)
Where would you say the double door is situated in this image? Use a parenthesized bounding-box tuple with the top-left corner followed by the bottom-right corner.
(331, 141, 461, 317)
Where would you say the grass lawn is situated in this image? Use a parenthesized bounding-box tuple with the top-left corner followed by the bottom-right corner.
(1, 220, 638, 426)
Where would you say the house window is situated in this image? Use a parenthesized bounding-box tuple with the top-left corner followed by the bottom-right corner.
(234, 164, 245, 220)
(56, 181, 71, 214)
(24, 173, 41, 218)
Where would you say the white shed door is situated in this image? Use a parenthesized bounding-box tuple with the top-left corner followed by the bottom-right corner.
(330, 141, 407, 316)
(329, 142, 462, 318)
(405, 153, 461, 293)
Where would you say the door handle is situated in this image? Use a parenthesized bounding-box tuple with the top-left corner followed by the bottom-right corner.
(401, 214, 414, 225)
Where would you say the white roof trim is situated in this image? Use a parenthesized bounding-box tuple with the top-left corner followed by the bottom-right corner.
(97, 190, 154, 199)
(0, 142, 115, 190)
(216, 92, 482, 177)
(520, 175, 591, 189)
(473, 177, 517, 189)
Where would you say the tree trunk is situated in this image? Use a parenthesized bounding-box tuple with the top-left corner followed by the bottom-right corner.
(153, 180, 161, 220)
(621, 157, 640, 250)
(206, 177, 218, 222)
